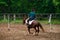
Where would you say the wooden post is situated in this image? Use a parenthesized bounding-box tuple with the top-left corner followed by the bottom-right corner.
(8, 14, 10, 31)
(4, 14, 6, 20)
(49, 14, 52, 32)
(14, 14, 16, 21)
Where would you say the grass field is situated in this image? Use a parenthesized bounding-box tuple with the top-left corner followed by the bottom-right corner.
(0, 19, 60, 24)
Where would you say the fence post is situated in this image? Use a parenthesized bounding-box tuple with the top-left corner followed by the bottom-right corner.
(14, 14, 16, 21)
(49, 14, 52, 32)
(8, 14, 10, 31)
(4, 14, 6, 20)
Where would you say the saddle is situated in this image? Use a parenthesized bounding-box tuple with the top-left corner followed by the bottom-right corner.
(28, 20, 35, 25)
(25, 19, 35, 25)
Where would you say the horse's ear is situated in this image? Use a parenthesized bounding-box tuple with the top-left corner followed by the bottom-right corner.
(24, 14, 26, 17)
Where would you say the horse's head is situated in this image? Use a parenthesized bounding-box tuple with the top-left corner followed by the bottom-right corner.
(23, 15, 27, 24)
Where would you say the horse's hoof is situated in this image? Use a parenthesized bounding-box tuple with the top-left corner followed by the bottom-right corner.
(33, 32, 39, 36)
(8, 28, 10, 31)
(35, 33, 38, 36)
(33, 32, 35, 35)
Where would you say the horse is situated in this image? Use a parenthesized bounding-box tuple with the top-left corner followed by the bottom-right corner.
(23, 15, 44, 35)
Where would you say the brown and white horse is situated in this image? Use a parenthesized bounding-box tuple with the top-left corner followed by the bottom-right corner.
(23, 15, 44, 35)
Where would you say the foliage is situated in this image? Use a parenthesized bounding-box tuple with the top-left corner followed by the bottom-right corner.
(0, 0, 60, 13)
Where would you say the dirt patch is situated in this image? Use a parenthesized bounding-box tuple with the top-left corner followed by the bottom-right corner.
(0, 23, 60, 40)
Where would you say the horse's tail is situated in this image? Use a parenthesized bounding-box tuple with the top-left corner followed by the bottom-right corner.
(38, 23, 44, 32)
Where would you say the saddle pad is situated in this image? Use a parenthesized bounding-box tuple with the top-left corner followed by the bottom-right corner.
(25, 18, 29, 24)
(25, 18, 34, 25)
(29, 20, 34, 25)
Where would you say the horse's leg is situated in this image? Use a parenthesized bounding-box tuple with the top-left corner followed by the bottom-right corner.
(34, 26, 39, 33)
(34, 27, 37, 33)
(27, 27, 30, 33)
(33, 27, 36, 35)
(27, 27, 32, 34)
(33, 27, 39, 36)
(37, 26, 39, 33)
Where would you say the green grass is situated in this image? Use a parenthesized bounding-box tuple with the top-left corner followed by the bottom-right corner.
(51, 19, 60, 24)
(39, 19, 60, 24)
(0, 19, 8, 23)
(38, 20, 48, 24)
(10, 19, 23, 24)
(0, 19, 23, 24)
(0, 19, 60, 24)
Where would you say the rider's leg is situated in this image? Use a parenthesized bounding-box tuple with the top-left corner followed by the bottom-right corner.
(27, 18, 30, 25)
(26, 18, 29, 25)
(27, 19, 29, 23)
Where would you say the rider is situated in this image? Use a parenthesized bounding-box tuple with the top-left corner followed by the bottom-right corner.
(27, 8, 36, 25)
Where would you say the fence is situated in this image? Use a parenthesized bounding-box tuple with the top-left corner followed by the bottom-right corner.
(0, 13, 60, 24)
(0, 13, 23, 20)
